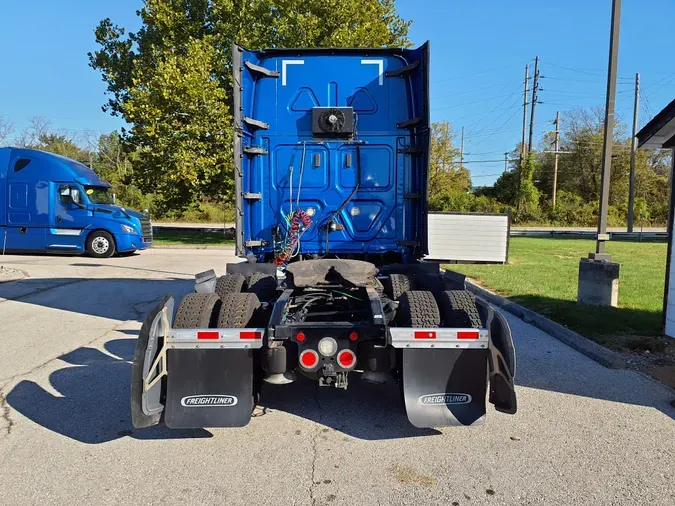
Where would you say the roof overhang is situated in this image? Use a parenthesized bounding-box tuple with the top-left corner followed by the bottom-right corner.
(637, 98, 675, 149)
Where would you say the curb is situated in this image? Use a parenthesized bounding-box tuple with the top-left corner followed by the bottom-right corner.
(151, 245, 233, 250)
(464, 279, 627, 370)
(0, 268, 26, 283)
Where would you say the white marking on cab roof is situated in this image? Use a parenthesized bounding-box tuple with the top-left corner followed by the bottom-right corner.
(282, 60, 304, 86)
(361, 59, 384, 85)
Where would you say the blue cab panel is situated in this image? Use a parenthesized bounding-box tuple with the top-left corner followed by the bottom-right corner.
(0, 147, 152, 255)
(232, 43, 430, 263)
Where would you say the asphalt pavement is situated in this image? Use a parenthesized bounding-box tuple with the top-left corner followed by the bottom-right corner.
(0, 248, 674, 506)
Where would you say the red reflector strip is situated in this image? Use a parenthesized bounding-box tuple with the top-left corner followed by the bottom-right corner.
(240, 331, 262, 340)
(457, 331, 479, 339)
(414, 331, 436, 339)
(197, 331, 219, 340)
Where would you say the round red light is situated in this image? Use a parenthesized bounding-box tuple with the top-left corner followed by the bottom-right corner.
(300, 350, 318, 368)
(296, 332, 306, 342)
(338, 350, 356, 368)
(349, 332, 358, 341)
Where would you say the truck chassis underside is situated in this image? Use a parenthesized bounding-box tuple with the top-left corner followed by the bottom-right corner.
(131, 260, 516, 430)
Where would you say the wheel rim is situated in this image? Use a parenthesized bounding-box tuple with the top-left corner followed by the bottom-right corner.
(92, 236, 110, 254)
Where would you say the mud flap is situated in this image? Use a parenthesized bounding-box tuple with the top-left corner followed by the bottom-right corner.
(131, 294, 174, 428)
(164, 349, 255, 428)
(401, 348, 489, 428)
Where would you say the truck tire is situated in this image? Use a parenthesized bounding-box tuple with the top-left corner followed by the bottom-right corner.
(420, 272, 445, 298)
(383, 273, 414, 301)
(439, 290, 482, 328)
(396, 291, 440, 327)
(215, 274, 246, 298)
(86, 230, 116, 258)
(173, 293, 221, 328)
(246, 273, 277, 302)
(218, 293, 260, 327)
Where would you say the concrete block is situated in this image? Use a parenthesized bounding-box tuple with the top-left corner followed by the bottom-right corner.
(578, 258, 620, 307)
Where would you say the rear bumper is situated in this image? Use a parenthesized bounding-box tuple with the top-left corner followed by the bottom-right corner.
(116, 233, 152, 252)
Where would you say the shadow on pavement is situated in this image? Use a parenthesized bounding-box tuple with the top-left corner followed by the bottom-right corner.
(6, 338, 213, 444)
(258, 375, 440, 440)
(70, 263, 196, 277)
(0, 277, 193, 321)
(504, 299, 675, 422)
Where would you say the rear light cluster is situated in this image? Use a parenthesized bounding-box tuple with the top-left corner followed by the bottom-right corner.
(297, 336, 357, 371)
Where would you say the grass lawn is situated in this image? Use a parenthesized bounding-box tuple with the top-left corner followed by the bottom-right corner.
(152, 230, 235, 246)
(449, 238, 668, 351)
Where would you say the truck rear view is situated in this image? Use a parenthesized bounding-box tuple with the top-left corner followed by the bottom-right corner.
(131, 43, 517, 430)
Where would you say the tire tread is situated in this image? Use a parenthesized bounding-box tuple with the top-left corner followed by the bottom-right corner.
(215, 274, 246, 298)
(173, 293, 221, 328)
(396, 290, 440, 327)
(439, 290, 482, 328)
(218, 293, 260, 328)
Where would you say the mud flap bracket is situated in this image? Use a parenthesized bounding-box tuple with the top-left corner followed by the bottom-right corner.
(131, 294, 174, 429)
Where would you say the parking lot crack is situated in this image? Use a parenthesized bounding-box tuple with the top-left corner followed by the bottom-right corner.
(0, 392, 15, 436)
(309, 391, 323, 506)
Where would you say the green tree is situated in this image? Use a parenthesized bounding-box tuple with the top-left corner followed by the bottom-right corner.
(89, 0, 411, 215)
(633, 197, 650, 229)
(517, 153, 540, 218)
(427, 121, 471, 211)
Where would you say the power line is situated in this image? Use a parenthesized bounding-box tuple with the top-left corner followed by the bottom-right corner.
(544, 76, 613, 85)
(645, 74, 675, 98)
(539, 59, 632, 81)
(432, 82, 519, 101)
(431, 62, 527, 84)
(471, 107, 524, 150)
(463, 82, 525, 134)
(642, 71, 675, 91)
(431, 92, 523, 111)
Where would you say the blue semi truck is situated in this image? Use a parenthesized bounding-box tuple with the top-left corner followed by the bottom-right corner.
(131, 43, 517, 430)
(0, 147, 152, 257)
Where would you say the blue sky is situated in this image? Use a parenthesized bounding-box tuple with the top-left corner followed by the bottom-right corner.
(1, 0, 674, 185)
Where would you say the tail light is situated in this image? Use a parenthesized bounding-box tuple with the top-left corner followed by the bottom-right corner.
(457, 331, 479, 339)
(240, 331, 262, 340)
(414, 331, 436, 339)
(299, 350, 319, 370)
(337, 349, 356, 369)
(318, 337, 338, 357)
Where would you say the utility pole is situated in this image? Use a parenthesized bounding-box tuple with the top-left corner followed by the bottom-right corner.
(627, 73, 640, 232)
(579, 0, 621, 308)
(460, 127, 465, 166)
(553, 111, 560, 208)
(521, 64, 529, 159)
(595, 0, 622, 258)
(504, 152, 509, 173)
(528, 56, 540, 154)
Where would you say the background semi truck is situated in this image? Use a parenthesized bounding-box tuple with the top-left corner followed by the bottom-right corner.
(0, 147, 152, 257)
(131, 42, 517, 430)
